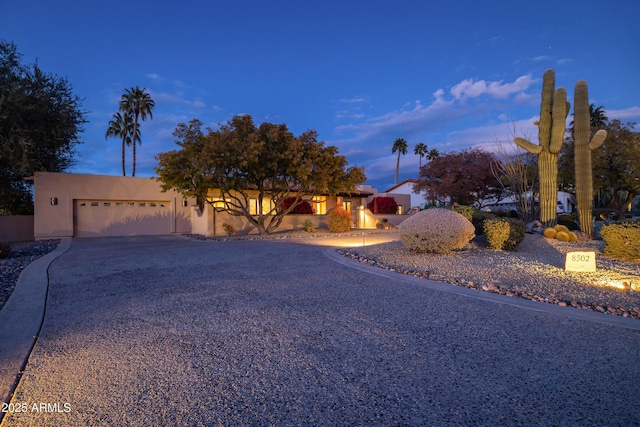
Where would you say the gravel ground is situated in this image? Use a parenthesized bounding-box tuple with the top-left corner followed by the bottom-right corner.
(2, 236, 639, 426)
(339, 233, 640, 319)
(0, 240, 60, 312)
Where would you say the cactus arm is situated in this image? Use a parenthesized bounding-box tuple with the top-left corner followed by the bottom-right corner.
(589, 129, 607, 150)
(549, 87, 568, 154)
(537, 69, 556, 149)
(514, 137, 543, 154)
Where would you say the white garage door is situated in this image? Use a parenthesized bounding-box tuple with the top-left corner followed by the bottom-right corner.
(74, 200, 171, 237)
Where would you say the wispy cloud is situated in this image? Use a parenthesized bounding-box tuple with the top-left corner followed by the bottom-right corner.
(450, 75, 536, 100)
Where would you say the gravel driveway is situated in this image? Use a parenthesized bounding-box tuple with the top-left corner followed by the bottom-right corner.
(2, 235, 639, 426)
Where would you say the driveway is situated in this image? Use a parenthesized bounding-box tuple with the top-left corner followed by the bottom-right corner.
(1, 235, 639, 426)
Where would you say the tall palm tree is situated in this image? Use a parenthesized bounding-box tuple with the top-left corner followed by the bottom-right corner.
(105, 111, 136, 176)
(427, 148, 440, 162)
(119, 87, 155, 176)
(589, 104, 608, 131)
(414, 142, 428, 168)
(392, 137, 408, 185)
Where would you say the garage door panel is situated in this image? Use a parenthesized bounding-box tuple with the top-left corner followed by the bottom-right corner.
(74, 200, 171, 237)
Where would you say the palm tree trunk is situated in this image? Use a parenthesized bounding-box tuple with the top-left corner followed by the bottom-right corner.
(395, 152, 400, 184)
(121, 137, 126, 176)
(132, 114, 139, 177)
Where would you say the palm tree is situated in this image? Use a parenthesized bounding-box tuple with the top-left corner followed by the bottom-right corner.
(414, 142, 428, 168)
(119, 87, 155, 176)
(590, 104, 608, 131)
(105, 111, 136, 176)
(392, 137, 408, 185)
(427, 148, 440, 162)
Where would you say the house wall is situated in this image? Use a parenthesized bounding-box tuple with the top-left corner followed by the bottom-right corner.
(34, 172, 195, 239)
(0, 215, 34, 242)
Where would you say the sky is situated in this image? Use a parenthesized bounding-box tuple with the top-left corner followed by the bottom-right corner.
(2, 0, 639, 192)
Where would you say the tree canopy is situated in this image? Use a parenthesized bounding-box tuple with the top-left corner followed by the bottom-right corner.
(155, 115, 366, 234)
(559, 114, 640, 217)
(413, 148, 502, 207)
(0, 40, 86, 214)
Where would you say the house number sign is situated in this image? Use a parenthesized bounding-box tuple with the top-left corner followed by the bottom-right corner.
(565, 251, 596, 272)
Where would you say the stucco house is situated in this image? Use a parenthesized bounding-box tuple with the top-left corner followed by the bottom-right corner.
(381, 179, 422, 211)
(33, 172, 381, 239)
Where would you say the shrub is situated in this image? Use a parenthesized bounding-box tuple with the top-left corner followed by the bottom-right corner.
(0, 241, 11, 259)
(447, 205, 475, 222)
(301, 218, 316, 233)
(368, 197, 398, 214)
(600, 222, 640, 261)
(472, 210, 495, 235)
(483, 219, 510, 250)
(282, 197, 314, 214)
(328, 207, 352, 233)
(483, 218, 526, 251)
(222, 222, 235, 235)
(398, 208, 475, 254)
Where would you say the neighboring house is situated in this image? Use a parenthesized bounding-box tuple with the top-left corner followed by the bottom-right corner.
(476, 191, 576, 214)
(381, 179, 421, 211)
(33, 172, 378, 239)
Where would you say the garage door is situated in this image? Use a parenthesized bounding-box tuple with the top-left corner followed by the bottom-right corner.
(74, 200, 171, 237)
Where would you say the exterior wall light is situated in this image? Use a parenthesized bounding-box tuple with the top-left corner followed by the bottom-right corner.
(50, 197, 58, 205)
(182, 200, 188, 207)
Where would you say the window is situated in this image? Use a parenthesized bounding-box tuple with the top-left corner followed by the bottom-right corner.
(312, 196, 327, 215)
(206, 197, 229, 210)
(342, 201, 352, 212)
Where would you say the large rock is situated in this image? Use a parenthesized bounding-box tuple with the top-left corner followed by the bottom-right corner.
(398, 208, 475, 254)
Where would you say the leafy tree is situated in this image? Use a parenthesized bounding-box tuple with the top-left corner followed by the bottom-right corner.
(105, 111, 138, 176)
(155, 115, 366, 235)
(560, 108, 640, 217)
(414, 142, 428, 168)
(414, 148, 502, 207)
(119, 86, 155, 176)
(0, 40, 86, 214)
(392, 137, 408, 184)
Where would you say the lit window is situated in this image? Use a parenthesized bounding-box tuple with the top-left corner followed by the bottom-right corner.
(342, 201, 352, 212)
(249, 199, 258, 215)
(312, 196, 326, 215)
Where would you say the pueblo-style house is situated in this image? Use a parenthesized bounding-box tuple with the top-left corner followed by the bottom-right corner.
(32, 172, 411, 239)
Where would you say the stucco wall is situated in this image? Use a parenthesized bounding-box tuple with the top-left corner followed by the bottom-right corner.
(0, 215, 34, 242)
(34, 172, 195, 239)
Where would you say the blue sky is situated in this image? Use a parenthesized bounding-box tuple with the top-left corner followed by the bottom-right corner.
(2, 0, 639, 191)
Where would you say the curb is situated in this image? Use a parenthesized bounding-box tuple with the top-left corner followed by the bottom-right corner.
(0, 238, 72, 407)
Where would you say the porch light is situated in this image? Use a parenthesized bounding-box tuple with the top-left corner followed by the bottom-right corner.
(50, 197, 58, 205)
(182, 199, 188, 207)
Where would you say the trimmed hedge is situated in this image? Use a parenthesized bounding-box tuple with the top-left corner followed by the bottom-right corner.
(399, 208, 475, 254)
(483, 217, 526, 251)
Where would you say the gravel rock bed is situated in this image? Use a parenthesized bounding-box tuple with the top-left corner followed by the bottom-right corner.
(0, 240, 60, 312)
(338, 234, 640, 319)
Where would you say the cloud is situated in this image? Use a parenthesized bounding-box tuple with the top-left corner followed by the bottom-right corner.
(606, 106, 640, 121)
(532, 55, 550, 61)
(557, 58, 572, 64)
(450, 75, 536, 100)
(340, 96, 369, 104)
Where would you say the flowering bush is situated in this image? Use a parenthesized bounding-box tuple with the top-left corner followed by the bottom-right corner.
(328, 206, 352, 233)
(398, 208, 475, 254)
(282, 197, 314, 214)
(368, 196, 398, 214)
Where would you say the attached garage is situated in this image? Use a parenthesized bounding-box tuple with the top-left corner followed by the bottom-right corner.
(34, 172, 195, 240)
(74, 200, 172, 237)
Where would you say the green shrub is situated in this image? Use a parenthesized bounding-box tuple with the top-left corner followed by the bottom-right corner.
(0, 241, 10, 259)
(399, 208, 475, 254)
(301, 218, 316, 233)
(447, 205, 475, 222)
(472, 210, 495, 235)
(483, 218, 526, 251)
(328, 207, 352, 233)
(483, 219, 510, 250)
(600, 222, 640, 261)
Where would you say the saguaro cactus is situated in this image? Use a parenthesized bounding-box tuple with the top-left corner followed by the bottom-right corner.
(574, 80, 607, 238)
(514, 69, 569, 226)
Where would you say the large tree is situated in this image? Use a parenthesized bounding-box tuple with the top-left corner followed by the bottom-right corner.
(119, 86, 154, 176)
(414, 148, 502, 207)
(0, 40, 86, 214)
(392, 137, 408, 185)
(155, 115, 366, 235)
